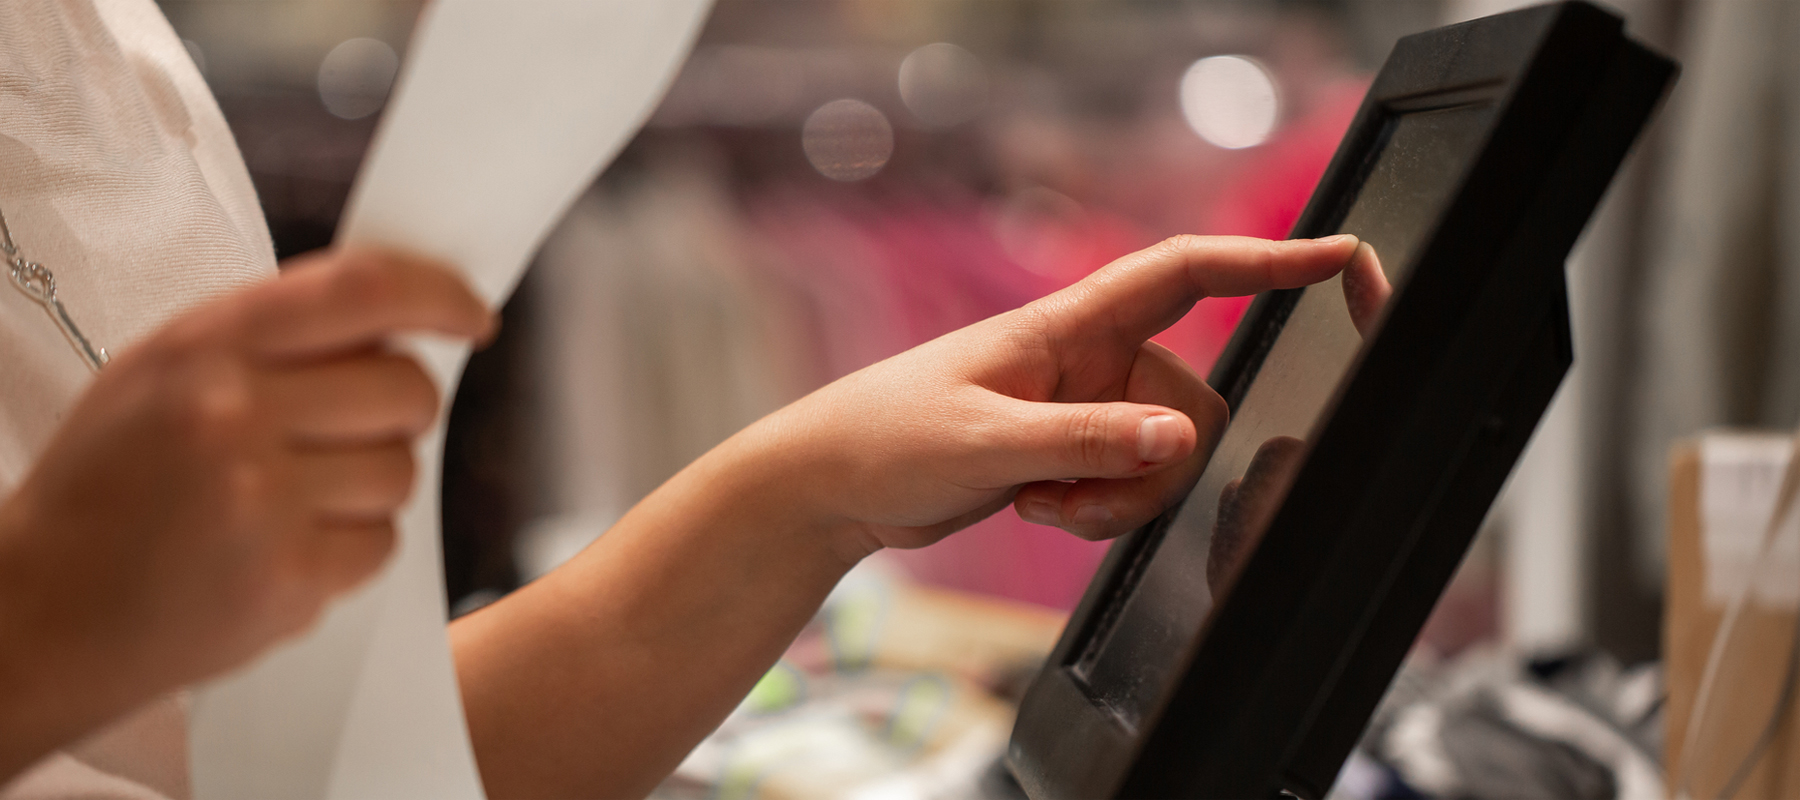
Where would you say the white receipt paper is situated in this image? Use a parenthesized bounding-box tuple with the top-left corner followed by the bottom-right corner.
(189, 2, 713, 798)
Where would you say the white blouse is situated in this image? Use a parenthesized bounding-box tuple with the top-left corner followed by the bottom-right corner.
(0, 0, 276, 796)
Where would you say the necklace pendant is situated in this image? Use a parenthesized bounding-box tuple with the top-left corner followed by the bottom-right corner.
(43, 292, 110, 371)
(2, 210, 108, 372)
(9, 258, 108, 372)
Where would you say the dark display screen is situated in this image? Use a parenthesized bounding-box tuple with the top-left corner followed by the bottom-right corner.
(1069, 102, 1498, 728)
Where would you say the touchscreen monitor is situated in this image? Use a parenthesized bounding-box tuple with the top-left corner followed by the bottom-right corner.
(1073, 100, 1495, 728)
(1008, 4, 1676, 798)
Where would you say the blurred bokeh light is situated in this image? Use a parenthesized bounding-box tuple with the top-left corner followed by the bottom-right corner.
(801, 98, 894, 181)
(897, 42, 989, 128)
(1180, 54, 1280, 149)
(317, 37, 398, 120)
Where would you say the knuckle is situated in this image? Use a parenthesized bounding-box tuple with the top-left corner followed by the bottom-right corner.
(334, 257, 406, 311)
(1006, 304, 1052, 341)
(1257, 238, 1283, 284)
(1260, 237, 1288, 272)
(1003, 305, 1065, 361)
(1156, 233, 1205, 256)
(1066, 406, 1118, 471)
(167, 365, 255, 445)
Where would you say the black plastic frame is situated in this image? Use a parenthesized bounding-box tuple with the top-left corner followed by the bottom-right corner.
(1007, 3, 1675, 798)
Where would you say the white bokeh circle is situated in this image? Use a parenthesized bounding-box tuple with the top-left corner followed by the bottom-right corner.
(802, 99, 895, 181)
(898, 42, 989, 128)
(318, 38, 400, 120)
(1179, 55, 1279, 150)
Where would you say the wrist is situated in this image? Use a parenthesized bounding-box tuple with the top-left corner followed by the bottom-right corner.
(707, 405, 878, 573)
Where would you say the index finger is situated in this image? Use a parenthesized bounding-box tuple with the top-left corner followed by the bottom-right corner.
(1050, 234, 1359, 345)
(1341, 241, 1392, 338)
(240, 247, 496, 361)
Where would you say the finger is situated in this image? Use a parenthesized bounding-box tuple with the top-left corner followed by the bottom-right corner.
(309, 520, 399, 596)
(293, 442, 416, 521)
(242, 247, 495, 361)
(1046, 234, 1360, 346)
(1015, 466, 1204, 541)
(1012, 343, 1227, 538)
(1341, 242, 1392, 338)
(988, 397, 1197, 485)
(264, 351, 440, 444)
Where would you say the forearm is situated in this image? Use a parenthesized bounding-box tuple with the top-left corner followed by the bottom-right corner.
(450, 410, 864, 799)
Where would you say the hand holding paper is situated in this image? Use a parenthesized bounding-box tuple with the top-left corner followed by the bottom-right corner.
(190, 3, 713, 798)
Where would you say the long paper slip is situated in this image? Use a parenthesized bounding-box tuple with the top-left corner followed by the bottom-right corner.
(190, 3, 713, 797)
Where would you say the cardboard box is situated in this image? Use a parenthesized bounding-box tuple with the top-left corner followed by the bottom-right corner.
(1665, 432, 1800, 798)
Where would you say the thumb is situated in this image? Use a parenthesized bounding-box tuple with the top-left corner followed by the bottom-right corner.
(990, 397, 1196, 484)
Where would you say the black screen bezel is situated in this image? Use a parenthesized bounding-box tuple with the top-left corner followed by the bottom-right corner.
(1006, 3, 1675, 799)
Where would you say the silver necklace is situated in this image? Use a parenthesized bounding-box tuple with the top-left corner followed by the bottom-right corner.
(2, 207, 108, 371)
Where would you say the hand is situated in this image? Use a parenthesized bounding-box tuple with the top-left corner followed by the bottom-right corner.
(0, 248, 492, 778)
(751, 234, 1362, 556)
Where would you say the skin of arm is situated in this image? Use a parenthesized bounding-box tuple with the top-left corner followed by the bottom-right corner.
(451, 234, 1363, 799)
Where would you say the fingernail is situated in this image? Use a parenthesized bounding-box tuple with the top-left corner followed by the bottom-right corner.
(1072, 505, 1113, 525)
(1313, 234, 1356, 246)
(1138, 415, 1182, 463)
(1019, 499, 1059, 526)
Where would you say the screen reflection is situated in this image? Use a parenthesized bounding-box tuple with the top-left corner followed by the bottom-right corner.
(1071, 102, 1495, 728)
